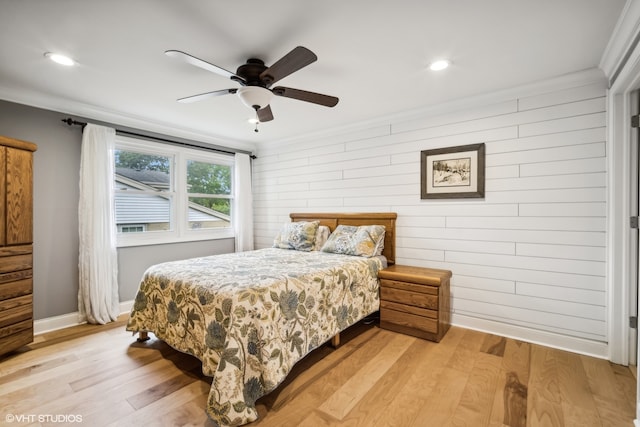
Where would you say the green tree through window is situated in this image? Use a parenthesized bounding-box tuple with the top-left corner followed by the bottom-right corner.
(115, 151, 169, 172)
(187, 160, 231, 215)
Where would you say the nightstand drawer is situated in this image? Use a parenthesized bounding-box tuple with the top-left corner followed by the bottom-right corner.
(381, 308, 438, 334)
(381, 300, 438, 319)
(380, 286, 438, 310)
(380, 278, 438, 295)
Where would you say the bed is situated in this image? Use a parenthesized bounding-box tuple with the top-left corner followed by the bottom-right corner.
(126, 212, 397, 426)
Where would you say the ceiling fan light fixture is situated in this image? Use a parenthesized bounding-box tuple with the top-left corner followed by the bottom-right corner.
(429, 59, 450, 71)
(237, 86, 273, 110)
(44, 52, 75, 66)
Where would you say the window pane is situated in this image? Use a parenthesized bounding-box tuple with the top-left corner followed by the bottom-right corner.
(114, 189, 173, 233)
(187, 160, 231, 195)
(188, 197, 230, 229)
(115, 150, 171, 192)
(114, 149, 173, 234)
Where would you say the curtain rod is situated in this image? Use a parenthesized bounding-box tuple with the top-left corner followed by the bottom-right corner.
(61, 117, 256, 159)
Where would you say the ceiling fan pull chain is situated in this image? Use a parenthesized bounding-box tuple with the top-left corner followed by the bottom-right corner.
(254, 109, 260, 133)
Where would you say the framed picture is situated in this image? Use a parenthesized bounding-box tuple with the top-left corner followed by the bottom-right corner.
(421, 143, 485, 199)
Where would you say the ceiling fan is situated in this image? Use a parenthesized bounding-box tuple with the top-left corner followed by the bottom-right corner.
(165, 46, 339, 131)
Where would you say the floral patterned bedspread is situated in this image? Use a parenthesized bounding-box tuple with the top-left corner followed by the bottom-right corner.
(126, 247, 383, 426)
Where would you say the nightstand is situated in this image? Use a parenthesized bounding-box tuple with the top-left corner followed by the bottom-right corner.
(378, 264, 452, 342)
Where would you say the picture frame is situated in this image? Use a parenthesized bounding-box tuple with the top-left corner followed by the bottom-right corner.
(421, 143, 485, 199)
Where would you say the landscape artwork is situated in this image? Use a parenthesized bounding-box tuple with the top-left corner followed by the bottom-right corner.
(421, 143, 485, 199)
(432, 157, 471, 188)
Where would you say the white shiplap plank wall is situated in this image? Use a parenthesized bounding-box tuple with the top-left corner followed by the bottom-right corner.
(253, 78, 608, 357)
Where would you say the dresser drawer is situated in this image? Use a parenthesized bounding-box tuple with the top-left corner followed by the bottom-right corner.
(0, 295, 32, 329)
(0, 278, 32, 301)
(0, 244, 32, 257)
(0, 253, 32, 274)
(380, 284, 438, 310)
(0, 268, 32, 285)
(0, 324, 33, 353)
(0, 318, 31, 339)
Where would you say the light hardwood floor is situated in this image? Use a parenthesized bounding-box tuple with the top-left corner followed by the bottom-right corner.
(0, 315, 635, 427)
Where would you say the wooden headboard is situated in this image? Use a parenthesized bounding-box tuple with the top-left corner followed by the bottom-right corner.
(290, 212, 397, 265)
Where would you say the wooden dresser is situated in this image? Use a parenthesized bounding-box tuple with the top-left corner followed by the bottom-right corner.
(0, 136, 37, 357)
(379, 264, 452, 342)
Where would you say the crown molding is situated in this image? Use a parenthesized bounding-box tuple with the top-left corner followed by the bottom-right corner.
(0, 86, 257, 153)
(1, 66, 607, 153)
(265, 67, 606, 150)
(600, 0, 640, 84)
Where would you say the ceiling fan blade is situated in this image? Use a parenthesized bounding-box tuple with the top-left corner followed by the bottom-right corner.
(272, 86, 339, 107)
(177, 88, 237, 103)
(257, 105, 274, 122)
(165, 50, 245, 84)
(259, 46, 317, 86)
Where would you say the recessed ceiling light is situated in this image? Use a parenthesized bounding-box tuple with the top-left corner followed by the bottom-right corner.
(248, 118, 259, 124)
(44, 52, 75, 66)
(429, 59, 450, 71)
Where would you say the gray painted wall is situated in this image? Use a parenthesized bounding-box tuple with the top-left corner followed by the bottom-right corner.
(0, 100, 235, 320)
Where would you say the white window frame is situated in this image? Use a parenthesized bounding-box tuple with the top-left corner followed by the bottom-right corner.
(115, 135, 235, 247)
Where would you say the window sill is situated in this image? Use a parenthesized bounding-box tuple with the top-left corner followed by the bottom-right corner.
(116, 229, 234, 248)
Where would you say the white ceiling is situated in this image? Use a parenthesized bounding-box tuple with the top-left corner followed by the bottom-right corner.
(0, 1, 627, 150)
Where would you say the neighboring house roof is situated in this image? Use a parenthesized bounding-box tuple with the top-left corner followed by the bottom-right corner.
(116, 167, 170, 189)
(114, 168, 230, 225)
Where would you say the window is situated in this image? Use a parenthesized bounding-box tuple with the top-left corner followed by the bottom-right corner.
(114, 136, 234, 247)
(186, 160, 232, 230)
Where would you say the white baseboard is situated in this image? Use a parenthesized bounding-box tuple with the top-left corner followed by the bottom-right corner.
(34, 300, 134, 335)
(634, 419, 639, 427)
(119, 300, 134, 317)
(35, 304, 609, 360)
(452, 313, 609, 360)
